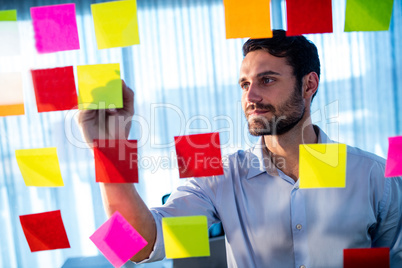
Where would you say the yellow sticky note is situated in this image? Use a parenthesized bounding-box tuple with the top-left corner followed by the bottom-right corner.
(224, 0, 272, 39)
(0, 72, 24, 116)
(91, 0, 140, 49)
(77, 63, 122, 110)
(15, 148, 64, 187)
(162, 215, 210, 259)
(299, 143, 347, 188)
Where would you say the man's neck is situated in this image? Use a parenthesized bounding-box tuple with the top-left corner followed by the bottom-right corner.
(263, 122, 318, 182)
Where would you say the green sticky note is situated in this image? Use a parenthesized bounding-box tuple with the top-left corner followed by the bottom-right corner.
(91, 0, 140, 49)
(299, 143, 347, 188)
(77, 63, 122, 110)
(15, 148, 64, 187)
(0, 10, 17, 21)
(162, 216, 210, 259)
(345, 0, 394, 32)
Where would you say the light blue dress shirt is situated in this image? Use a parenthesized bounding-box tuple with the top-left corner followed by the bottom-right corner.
(144, 127, 402, 268)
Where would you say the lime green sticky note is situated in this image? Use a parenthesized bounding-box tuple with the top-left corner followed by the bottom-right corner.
(162, 216, 210, 259)
(0, 10, 17, 21)
(299, 143, 347, 188)
(15, 148, 64, 187)
(77, 63, 122, 110)
(91, 0, 140, 49)
(345, 0, 394, 32)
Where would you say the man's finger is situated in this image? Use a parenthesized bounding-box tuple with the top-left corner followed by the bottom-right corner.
(122, 79, 135, 115)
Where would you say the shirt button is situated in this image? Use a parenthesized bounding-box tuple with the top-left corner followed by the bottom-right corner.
(296, 224, 302, 230)
(300, 265, 306, 268)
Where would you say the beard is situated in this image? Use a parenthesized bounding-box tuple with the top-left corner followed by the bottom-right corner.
(245, 86, 305, 136)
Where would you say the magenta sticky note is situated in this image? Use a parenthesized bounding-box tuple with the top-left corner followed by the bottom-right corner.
(90, 211, 148, 267)
(385, 136, 402, 177)
(31, 3, 80, 53)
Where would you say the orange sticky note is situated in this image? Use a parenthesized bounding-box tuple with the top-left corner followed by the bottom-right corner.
(0, 72, 24, 116)
(224, 0, 272, 39)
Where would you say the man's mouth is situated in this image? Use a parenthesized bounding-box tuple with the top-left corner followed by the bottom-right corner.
(248, 109, 270, 117)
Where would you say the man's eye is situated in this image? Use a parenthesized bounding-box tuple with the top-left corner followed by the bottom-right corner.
(241, 83, 250, 90)
(262, 77, 273, 84)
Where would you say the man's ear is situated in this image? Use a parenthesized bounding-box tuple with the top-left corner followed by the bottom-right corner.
(302, 72, 319, 99)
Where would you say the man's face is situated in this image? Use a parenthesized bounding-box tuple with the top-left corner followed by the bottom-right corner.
(239, 50, 306, 136)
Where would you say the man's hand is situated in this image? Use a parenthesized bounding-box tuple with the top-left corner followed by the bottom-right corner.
(77, 80, 157, 262)
(78, 80, 134, 145)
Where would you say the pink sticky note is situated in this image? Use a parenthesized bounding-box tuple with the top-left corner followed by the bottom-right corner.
(31, 3, 80, 53)
(385, 136, 402, 177)
(90, 211, 148, 267)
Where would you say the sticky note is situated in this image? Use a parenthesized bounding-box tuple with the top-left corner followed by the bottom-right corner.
(15, 147, 64, 187)
(94, 139, 139, 183)
(0, 72, 24, 116)
(0, 10, 20, 56)
(91, 0, 140, 49)
(30, 3, 80, 53)
(223, 0, 272, 39)
(162, 216, 210, 259)
(31, 66, 78, 112)
(19, 210, 70, 252)
(90, 211, 148, 267)
(345, 0, 394, 32)
(385, 136, 402, 177)
(344, 248, 390, 268)
(299, 143, 347, 188)
(174, 132, 224, 178)
(0, 10, 17, 21)
(286, 0, 333, 36)
(77, 63, 122, 110)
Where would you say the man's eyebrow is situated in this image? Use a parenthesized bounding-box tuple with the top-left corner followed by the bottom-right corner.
(257, 71, 281, 77)
(238, 71, 281, 84)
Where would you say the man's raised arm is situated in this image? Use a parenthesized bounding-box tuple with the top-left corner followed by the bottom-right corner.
(77, 80, 156, 262)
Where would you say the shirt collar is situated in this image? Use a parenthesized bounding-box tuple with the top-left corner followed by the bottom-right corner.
(246, 125, 332, 180)
(246, 137, 267, 180)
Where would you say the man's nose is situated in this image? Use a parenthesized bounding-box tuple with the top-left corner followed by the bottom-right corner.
(245, 83, 263, 103)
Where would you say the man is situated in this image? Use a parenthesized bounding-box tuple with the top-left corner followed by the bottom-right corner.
(79, 30, 402, 267)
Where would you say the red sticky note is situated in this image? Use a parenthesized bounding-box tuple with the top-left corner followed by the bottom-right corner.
(19, 210, 70, 252)
(385, 136, 402, 177)
(31, 3, 80, 53)
(344, 248, 390, 268)
(174, 132, 224, 178)
(94, 139, 139, 183)
(31, 66, 78, 112)
(286, 0, 333, 36)
(90, 211, 148, 267)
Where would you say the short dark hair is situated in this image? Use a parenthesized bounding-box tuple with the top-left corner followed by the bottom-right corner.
(242, 30, 320, 101)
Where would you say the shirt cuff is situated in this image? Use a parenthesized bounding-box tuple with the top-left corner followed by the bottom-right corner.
(134, 209, 166, 264)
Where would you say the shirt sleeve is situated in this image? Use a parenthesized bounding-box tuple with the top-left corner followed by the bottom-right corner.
(371, 176, 402, 267)
(136, 175, 222, 263)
